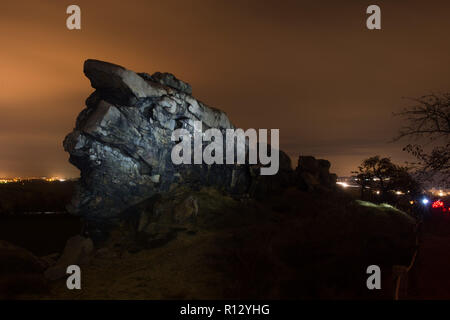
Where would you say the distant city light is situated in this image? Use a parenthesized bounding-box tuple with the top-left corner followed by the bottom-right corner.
(0, 178, 20, 184)
(0, 177, 73, 184)
(429, 188, 449, 197)
(336, 180, 359, 188)
(336, 182, 349, 188)
(432, 200, 444, 209)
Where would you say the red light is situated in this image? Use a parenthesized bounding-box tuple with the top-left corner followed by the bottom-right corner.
(432, 200, 444, 209)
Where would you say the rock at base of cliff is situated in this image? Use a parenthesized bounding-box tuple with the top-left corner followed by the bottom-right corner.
(0, 241, 48, 298)
(44, 235, 94, 281)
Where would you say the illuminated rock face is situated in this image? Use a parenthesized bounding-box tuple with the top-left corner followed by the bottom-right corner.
(64, 60, 292, 235)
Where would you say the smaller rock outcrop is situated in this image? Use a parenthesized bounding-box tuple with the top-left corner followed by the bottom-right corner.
(295, 156, 337, 191)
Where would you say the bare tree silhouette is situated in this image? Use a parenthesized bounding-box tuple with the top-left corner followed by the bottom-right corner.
(395, 93, 450, 185)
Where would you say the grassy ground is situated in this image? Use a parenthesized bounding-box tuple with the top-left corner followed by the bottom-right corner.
(18, 187, 417, 300)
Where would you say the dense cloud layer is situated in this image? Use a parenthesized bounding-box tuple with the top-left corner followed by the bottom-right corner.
(1, 0, 450, 177)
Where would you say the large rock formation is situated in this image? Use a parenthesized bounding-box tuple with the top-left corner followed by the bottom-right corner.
(64, 60, 292, 237)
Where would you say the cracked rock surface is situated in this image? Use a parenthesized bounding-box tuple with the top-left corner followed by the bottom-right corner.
(64, 60, 292, 235)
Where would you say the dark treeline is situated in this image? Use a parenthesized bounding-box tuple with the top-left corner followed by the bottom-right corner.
(0, 180, 76, 215)
(0, 180, 81, 255)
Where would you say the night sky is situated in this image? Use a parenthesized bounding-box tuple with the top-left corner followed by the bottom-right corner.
(1, 0, 449, 178)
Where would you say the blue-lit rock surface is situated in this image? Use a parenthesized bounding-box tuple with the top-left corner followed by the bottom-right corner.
(63, 60, 293, 236)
